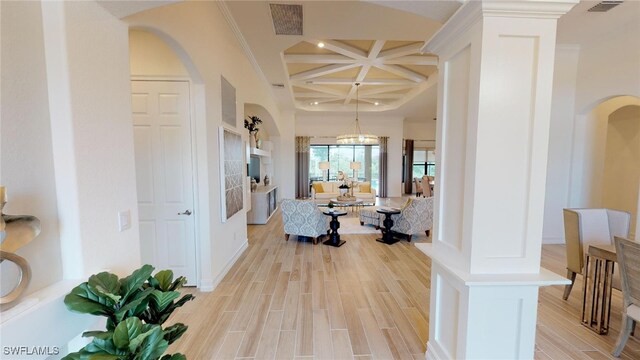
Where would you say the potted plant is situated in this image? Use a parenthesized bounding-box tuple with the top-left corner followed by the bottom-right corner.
(328, 202, 335, 213)
(244, 115, 262, 148)
(338, 183, 349, 196)
(62, 264, 194, 360)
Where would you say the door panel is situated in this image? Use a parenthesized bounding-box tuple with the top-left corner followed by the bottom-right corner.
(131, 80, 196, 284)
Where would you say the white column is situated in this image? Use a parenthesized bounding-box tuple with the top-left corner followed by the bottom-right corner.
(416, 1, 577, 359)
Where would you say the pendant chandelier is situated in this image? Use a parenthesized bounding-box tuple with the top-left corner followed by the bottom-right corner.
(336, 83, 378, 145)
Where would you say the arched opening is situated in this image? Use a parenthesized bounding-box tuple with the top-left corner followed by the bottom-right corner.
(127, 27, 211, 288)
(568, 95, 640, 213)
(602, 105, 640, 237)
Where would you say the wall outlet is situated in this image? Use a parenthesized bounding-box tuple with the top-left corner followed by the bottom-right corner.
(118, 210, 131, 232)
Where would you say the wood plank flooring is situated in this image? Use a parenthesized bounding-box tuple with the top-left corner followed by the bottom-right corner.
(165, 210, 639, 359)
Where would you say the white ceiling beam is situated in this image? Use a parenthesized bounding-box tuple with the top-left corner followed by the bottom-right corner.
(362, 93, 405, 99)
(377, 43, 424, 61)
(376, 64, 427, 82)
(292, 83, 346, 97)
(360, 85, 414, 96)
(283, 54, 354, 64)
(290, 63, 359, 81)
(295, 92, 343, 99)
(298, 78, 416, 85)
(385, 55, 438, 66)
(343, 40, 387, 105)
(313, 39, 367, 60)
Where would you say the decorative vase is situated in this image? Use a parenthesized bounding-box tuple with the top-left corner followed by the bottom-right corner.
(339, 188, 348, 196)
(264, 175, 270, 186)
(250, 178, 258, 192)
(253, 133, 260, 149)
(249, 133, 257, 148)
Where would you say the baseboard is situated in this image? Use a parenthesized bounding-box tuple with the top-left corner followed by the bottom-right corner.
(201, 239, 249, 293)
(425, 342, 446, 360)
(542, 236, 565, 245)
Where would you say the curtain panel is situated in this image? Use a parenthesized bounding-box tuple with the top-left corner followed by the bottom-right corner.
(295, 136, 311, 198)
(404, 139, 414, 194)
(379, 136, 389, 198)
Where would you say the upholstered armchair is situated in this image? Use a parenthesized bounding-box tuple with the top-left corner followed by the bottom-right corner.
(281, 199, 329, 244)
(562, 208, 630, 300)
(359, 197, 433, 241)
(391, 197, 433, 240)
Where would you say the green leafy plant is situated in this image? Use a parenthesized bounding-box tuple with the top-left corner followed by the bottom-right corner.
(63, 265, 194, 360)
(327, 202, 334, 209)
(338, 183, 350, 189)
(244, 115, 262, 134)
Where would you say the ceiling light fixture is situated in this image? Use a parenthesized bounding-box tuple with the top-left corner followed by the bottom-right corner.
(317, 42, 325, 48)
(374, 102, 380, 106)
(336, 83, 378, 145)
(314, 101, 319, 105)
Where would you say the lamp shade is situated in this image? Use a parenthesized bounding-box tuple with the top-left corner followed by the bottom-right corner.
(349, 161, 361, 170)
(318, 161, 330, 170)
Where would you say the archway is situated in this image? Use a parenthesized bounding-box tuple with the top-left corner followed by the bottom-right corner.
(568, 95, 640, 214)
(602, 105, 640, 238)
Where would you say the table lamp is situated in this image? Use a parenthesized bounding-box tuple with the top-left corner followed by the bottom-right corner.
(350, 161, 361, 180)
(319, 161, 330, 181)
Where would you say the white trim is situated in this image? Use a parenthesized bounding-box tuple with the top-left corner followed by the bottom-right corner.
(217, 2, 276, 100)
(425, 342, 446, 360)
(204, 240, 249, 292)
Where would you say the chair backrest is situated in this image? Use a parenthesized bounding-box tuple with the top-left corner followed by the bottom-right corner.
(421, 176, 433, 197)
(614, 237, 640, 309)
(281, 199, 321, 219)
(563, 208, 631, 274)
(414, 178, 423, 192)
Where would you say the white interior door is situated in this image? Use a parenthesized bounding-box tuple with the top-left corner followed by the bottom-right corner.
(131, 80, 196, 284)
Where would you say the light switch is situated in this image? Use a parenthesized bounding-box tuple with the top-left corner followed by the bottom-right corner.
(118, 210, 131, 232)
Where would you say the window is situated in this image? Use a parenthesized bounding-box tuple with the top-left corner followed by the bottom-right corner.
(310, 144, 380, 193)
(412, 149, 435, 179)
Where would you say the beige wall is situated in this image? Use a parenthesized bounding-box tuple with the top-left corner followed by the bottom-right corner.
(602, 106, 640, 238)
(129, 29, 189, 77)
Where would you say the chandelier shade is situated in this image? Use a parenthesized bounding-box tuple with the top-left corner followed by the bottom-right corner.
(336, 83, 378, 145)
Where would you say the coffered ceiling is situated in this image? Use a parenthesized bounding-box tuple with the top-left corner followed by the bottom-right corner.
(285, 39, 437, 111)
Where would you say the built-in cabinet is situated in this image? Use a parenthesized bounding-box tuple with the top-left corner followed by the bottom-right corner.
(247, 185, 278, 224)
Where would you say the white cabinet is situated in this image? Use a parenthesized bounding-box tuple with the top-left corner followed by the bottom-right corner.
(247, 185, 278, 224)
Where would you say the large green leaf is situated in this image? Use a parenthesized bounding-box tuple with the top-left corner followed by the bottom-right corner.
(127, 325, 158, 354)
(115, 288, 154, 323)
(149, 290, 180, 312)
(87, 355, 122, 360)
(135, 326, 168, 360)
(120, 265, 155, 302)
(84, 337, 121, 355)
(88, 272, 122, 305)
(162, 323, 188, 345)
(64, 284, 111, 316)
(159, 354, 186, 360)
(82, 330, 113, 340)
(153, 270, 173, 291)
(113, 317, 143, 349)
(168, 277, 187, 291)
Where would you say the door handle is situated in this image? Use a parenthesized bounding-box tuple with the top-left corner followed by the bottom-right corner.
(178, 209, 192, 216)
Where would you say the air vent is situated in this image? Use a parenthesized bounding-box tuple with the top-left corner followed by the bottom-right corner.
(269, 4, 303, 35)
(587, 1, 623, 12)
(272, 83, 285, 88)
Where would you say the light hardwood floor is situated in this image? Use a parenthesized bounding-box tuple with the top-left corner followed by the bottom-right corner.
(166, 210, 639, 359)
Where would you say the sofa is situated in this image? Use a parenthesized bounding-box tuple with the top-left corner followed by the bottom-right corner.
(311, 181, 376, 204)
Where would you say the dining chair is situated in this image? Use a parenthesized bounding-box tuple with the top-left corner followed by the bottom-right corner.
(422, 175, 433, 197)
(612, 236, 640, 357)
(413, 177, 423, 197)
(562, 208, 630, 300)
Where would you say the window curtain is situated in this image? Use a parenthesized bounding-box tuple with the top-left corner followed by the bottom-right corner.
(295, 136, 311, 198)
(404, 139, 414, 194)
(379, 136, 389, 198)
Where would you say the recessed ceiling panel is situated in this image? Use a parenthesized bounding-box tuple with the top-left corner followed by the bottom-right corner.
(283, 39, 436, 111)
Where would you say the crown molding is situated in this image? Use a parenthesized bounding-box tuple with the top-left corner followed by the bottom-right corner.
(424, 0, 579, 54)
(217, 2, 276, 101)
